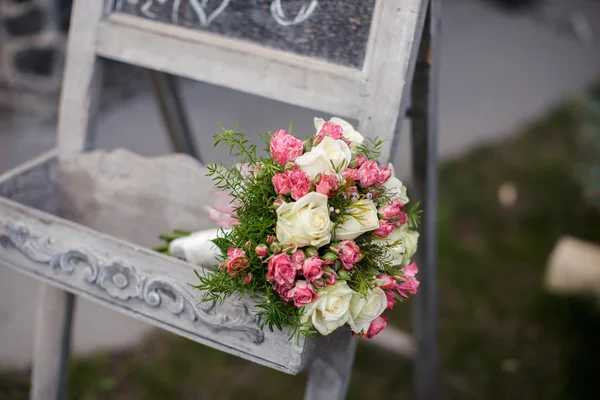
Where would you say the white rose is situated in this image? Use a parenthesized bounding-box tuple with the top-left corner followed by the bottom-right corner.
(300, 281, 355, 335)
(314, 117, 365, 148)
(348, 287, 387, 334)
(276, 192, 333, 248)
(384, 163, 409, 205)
(334, 199, 379, 241)
(374, 225, 419, 267)
(295, 136, 351, 179)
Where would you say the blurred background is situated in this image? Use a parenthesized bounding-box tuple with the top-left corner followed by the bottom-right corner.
(1, 0, 600, 399)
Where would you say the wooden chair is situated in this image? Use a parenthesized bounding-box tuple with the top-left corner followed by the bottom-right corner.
(0, 1, 440, 398)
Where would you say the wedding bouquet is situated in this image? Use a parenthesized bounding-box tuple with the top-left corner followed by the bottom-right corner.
(161, 117, 421, 339)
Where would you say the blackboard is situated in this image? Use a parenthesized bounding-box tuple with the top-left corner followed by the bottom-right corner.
(111, 0, 377, 69)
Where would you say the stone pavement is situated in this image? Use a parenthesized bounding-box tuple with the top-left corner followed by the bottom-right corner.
(0, 0, 599, 368)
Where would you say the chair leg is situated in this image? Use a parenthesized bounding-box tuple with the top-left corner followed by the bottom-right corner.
(410, 0, 441, 399)
(30, 285, 75, 400)
(147, 70, 201, 162)
(304, 329, 357, 400)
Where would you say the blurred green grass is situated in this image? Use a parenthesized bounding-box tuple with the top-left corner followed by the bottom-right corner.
(2, 102, 600, 400)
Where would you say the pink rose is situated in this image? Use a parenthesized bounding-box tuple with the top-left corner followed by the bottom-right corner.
(270, 129, 304, 165)
(396, 211, 408, 227)
(315, 174, 340, 197)
(267, 253, 296, 287)
(209, 189, 239, 229)
(378, 167, 392, 185)
(291, 250, 306, 273)
(372, 220, 396, 238)
(361, 315, 388, 339)
(342, 168, 361, 182)
(404, 261, 418, 277)
(384, 290, 397, 309)
(267, 235, 276, 244)
(291, 181, 310, 200)
(313, 279, 325, 288)
(338, 240, 361, 270)
(255, 244, 268, 258)
(355, 155, 367, 168)
(396, 262, 419, 298)
(291, 280, 318, 307)
(244, 273, 252, 285)
(377, 273, 396, 290)
(358, 160, 381, 187)
(221, 248, 249, 277)
(272, 173, 293, 195)
(379, 199, 404, 219)
(315, 121, 344, 143)
(288, 169, 311, 200)
(302, 256, 325, 282)
(275, 283, 294, 302)
(324, 270, 337, 285)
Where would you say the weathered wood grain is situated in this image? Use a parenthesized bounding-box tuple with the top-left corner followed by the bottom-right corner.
(360, 0, 427, 164)
(96, 13, 365, 119)
(56, 1, 105, 155)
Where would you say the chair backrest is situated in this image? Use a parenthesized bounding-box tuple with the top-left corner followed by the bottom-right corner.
(57, 0, 426, 161)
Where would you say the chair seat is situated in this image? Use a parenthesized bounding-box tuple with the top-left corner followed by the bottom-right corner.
(0, 149, 337, 374)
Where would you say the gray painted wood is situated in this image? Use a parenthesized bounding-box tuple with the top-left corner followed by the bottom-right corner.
(41, 1, 108, 396)
(0, 150, 318, 374)
(304, 328, 357, 400)
(56, 0, 105, 155)
(30, 287, 75, 400)
(410, 1, 440, 398)
(359, 0, 426, 163)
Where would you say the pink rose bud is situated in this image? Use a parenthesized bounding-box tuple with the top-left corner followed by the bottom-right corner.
(243, 272, 252, 285)
(221, 248, 249, 277)
(403, 262, 418, 277)
(254, 165, 266, 180)
(322, 252, 338, 262)
(377, 273, 396, 290)
(317, 121, 344, 140)
(338, 240, 361, 270)
(396, 264, 419, 299)
(379, 199, 403, 219)
(267, 253, 296, 287)
(315, 174, 340, 197)
(255, 244, 268, 258)
(324, 270, 338, 286)
(270, 129, 304, 165)
(270, 242, 282, 254)
(313, 279, 326, 288)
(355, 155, 367, 167)
(302, 256, 325, 282)
(337, 270, 351, 280)
(358, 160, 381, 187)
(272, 173, 293, 195)
(267, 235, 276, 244)
(396, 211, 409, 227)
(291, 281, 319, 307)
(305, 247, 318, 258)
(271, 199, 285, 210)
(275, 283, 294, 302)
(361, 315, 388, 339)
(372, 220, 396, 238)
(291, 250, 306, 272)
(384, 290, 397, 310)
